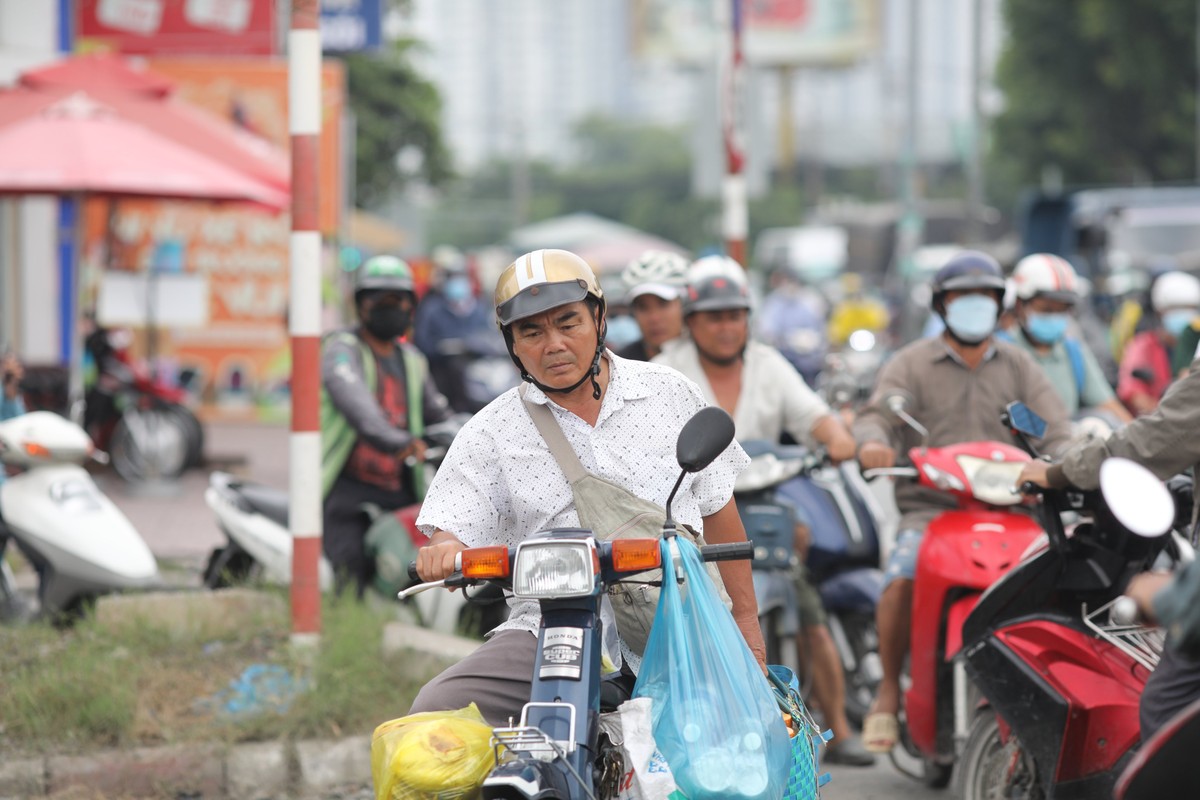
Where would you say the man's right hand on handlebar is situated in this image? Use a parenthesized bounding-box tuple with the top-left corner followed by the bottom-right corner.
(416, 529, 468, 581)
(857, 440, 896, 470)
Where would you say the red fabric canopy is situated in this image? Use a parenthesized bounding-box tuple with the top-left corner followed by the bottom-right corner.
(18, 54, 174, 98)
(0, 89, 287, 207)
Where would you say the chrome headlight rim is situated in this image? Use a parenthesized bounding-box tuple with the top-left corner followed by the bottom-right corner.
(511, 538, 599, 600)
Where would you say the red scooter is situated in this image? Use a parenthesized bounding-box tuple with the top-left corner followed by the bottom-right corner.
(865, 395, 1044, 786)
(957, 402, 1177, 800)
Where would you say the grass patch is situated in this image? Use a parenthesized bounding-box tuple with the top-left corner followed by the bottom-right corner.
(0, 590, 438, 758)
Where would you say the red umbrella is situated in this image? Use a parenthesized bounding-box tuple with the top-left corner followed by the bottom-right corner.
(18, 53, 174, 98)
(0, 89, 287, 207)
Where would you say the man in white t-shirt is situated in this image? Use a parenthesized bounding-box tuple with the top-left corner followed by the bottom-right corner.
(410, 249, 759, 727)
(654, 255, 874, 766)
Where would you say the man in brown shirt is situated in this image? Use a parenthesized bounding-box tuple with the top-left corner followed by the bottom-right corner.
(852, 251, 1073, 752)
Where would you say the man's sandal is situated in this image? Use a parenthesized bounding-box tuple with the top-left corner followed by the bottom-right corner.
(863, 711, 900, 753)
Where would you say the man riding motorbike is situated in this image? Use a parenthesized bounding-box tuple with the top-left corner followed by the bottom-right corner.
(1006, 253, 1132, 424)
(652, 254, 874, 765)
(408, 248, 761, 727)
(1019, 363, 1200, 740)
(1118, 270, 1200, 415)
(852, 250, 1073, 753)
(321, 255, 453, 598)
(616, 249, 690, 362)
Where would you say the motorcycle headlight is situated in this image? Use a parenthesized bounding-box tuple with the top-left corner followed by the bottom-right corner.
(955, 455, 1024, 506)
(511, 539, 598, 599)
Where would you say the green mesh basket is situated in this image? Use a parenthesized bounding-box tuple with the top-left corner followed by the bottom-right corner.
(768, 665, 832, 800)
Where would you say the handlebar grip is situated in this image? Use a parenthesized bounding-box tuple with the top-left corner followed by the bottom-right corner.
(700, 542, 756, 562)
(408, 561, 419, 581)
(1019, 481, 1041, 496)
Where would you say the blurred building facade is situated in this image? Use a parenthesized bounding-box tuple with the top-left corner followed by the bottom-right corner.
(0, 0, 64, 361)
(401, 0, 1003, 174)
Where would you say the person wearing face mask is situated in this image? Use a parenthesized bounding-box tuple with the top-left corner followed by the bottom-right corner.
(413, 248, 497, 413)
(320, 255, 453, 597)
(1118, 270, 1200, 415)
(852, 250, 1073, 753)
(1005, 253, 1132, 424)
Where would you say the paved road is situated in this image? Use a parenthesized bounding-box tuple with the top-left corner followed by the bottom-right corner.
(93, 421, 936, 799)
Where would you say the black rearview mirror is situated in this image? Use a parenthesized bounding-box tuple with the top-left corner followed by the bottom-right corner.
(676, 406, 735, 474)
(1006, 402, 1047, 440)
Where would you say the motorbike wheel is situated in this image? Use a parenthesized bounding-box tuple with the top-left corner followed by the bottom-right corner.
(760, 606, 785, 666)
(109, 408, 189, 482)
(835, 611, 881, 728)
(956, 710, 1044, 800)
(202, 545, 259, 589)
(166, 403, 205, 469)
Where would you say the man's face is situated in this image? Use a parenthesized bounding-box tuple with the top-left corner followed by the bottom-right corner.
(687, 308, 749, 363)
(631, 294, 683, 350)
(510, 301, 600, 389)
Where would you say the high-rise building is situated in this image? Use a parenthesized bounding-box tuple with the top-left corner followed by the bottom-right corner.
(404, 0, 634, 169)
(402, 0, 1003, 174)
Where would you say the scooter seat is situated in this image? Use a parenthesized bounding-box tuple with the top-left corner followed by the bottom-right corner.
(237, 483, 290, 528)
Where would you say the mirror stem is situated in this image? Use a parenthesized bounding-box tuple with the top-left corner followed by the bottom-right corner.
(663, 470, 686, 538)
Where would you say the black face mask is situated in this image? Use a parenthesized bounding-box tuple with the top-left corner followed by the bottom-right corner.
(363, 305, 412, 340)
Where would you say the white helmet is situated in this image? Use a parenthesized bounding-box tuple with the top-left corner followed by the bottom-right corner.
(1150, 271, 1200, 312)
(1011, 253, 1080, 305)
(683, 255, 752, 315)
(622, 250, 690, 301)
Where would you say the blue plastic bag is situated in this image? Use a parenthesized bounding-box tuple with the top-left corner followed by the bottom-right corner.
(633, 537, 791, 800)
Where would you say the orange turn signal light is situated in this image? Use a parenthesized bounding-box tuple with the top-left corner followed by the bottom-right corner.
(23, 442, 50, 459)
(611, 539, 662, 573)
(461, 546, 510, 579)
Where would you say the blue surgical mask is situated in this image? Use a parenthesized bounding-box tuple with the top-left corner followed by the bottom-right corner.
(1025, 312, 1070, 344)
(443, 275, 472, 303)
(1162, 309, 1196, 338)
(942, 294, 998, 344)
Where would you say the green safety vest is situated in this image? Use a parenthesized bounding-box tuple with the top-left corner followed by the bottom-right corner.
(320, 332, 425, 499)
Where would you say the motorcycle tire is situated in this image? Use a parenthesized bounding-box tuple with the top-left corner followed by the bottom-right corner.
(109, 408, 189, 483)
(955, 709, 1044, 800)
(166, 403, 205, 469)
(202, 545, 259, 589)
(834, 611, 882, 728)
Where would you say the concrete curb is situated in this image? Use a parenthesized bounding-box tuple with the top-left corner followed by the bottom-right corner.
(0, 622, 478, 800)
(0, 738, 368, 800)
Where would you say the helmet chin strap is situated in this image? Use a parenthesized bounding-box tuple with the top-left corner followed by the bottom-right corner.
(505, 316, 607, 401)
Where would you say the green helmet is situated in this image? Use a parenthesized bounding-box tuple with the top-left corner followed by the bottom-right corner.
(355, 255, 415, 301)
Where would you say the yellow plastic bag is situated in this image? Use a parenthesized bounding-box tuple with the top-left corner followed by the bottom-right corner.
(371, 703, 497, 800)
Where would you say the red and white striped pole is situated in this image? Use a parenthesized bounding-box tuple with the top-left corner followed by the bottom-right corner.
(288, 0, 322, 645)
(721, 0, 748, 267)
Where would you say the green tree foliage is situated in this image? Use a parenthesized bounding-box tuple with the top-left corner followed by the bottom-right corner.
(344, 39, 453, 208)
(992, 0, 1198, 192)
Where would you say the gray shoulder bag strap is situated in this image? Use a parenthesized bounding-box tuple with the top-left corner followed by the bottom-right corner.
(516, 384, 731, 657)
(519, 384, 588, 483)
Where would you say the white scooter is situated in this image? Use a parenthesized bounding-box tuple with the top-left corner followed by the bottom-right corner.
(202, 417, 501, 636)
(0, 411, 160, 620)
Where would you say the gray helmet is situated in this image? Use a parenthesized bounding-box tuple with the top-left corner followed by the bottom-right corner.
(683, 255, 752, 316)
(930, 250, 1005, 307)
(355, 255, 416, 301)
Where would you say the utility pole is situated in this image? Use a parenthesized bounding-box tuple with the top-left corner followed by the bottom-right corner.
(288, 0, 323, 646)
(720, 0, 748, 266)
(966, 0, 985, 243)
(896, 0, 923, 275)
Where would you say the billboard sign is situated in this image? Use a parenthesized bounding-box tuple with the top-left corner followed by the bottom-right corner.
(78, 0, 277, 56)
(636, 0, 877, 67)
(320, 0, 383, 52)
